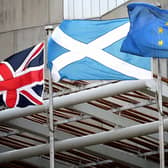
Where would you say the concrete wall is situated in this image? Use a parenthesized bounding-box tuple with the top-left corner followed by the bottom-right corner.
(101, 0, 159, 19)
(0, 0, 63, 60)
(160, 0, 168, 8)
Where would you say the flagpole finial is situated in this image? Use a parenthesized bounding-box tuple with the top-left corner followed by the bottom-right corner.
(45, 25, 54, 35)
(155, 2, 161, 8)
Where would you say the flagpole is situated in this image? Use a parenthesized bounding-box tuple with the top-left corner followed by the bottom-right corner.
(45, 25, 55, 168)
(155, 58, 165, 168)
(154, 3, 165, 168)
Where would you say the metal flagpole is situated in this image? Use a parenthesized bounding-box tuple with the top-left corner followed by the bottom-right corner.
(45, 25, 55, 168)
(155, 58, 165, 168)
(154, 4, 165, 167)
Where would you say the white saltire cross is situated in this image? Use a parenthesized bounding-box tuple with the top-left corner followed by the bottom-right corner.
(51, 22, 152, 81)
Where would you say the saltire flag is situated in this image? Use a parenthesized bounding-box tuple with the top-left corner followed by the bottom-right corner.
(0, 42, 44, 108)
(48, 18, 152, 81)
(121, 3, 168, 58)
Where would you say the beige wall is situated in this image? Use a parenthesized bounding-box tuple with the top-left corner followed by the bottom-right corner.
(0, 0, 63, 60)
(101, 0, 159, 19)
(160, 0, 168, 8)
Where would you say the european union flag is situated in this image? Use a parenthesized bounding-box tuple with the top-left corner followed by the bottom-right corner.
(121, 3, 168, 58)
(48, 18, 152, 81)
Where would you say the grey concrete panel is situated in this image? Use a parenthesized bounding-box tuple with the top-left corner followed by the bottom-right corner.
(101, 0, 158, 19)
(14, 26, 46, 53)
(22, 0, 48, 28)
(6, 118, 48, 138)
(22, 0, 49, 28)
(0, 145, 70, 168)
(0, 0, 63, 33)
(0, 31, 14, 60)
(24, 157, 71, 168)
(0, 26, 46, 61)
(160, 0, 168, 8)
(49, 0, 63, 23)
(0, 0, 22, 33)
(0, 23, 60, 61)
(83, 145, 160, 168)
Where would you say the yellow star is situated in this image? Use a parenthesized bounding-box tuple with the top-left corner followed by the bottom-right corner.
(158, 40, 163, 46)
(158, 27, 163, 33)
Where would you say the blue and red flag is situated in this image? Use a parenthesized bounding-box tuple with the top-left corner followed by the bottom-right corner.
(0, 42, 44, 108)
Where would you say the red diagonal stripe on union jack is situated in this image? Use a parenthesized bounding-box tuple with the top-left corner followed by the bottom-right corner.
(0, 42, 44, 108)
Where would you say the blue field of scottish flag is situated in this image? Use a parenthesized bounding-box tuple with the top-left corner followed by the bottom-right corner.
(48, 18, 152, 81)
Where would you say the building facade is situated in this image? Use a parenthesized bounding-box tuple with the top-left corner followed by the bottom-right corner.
(0, 0, 168, 168)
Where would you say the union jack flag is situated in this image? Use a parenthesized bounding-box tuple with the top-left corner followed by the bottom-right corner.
(0, 42, 44, 108)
